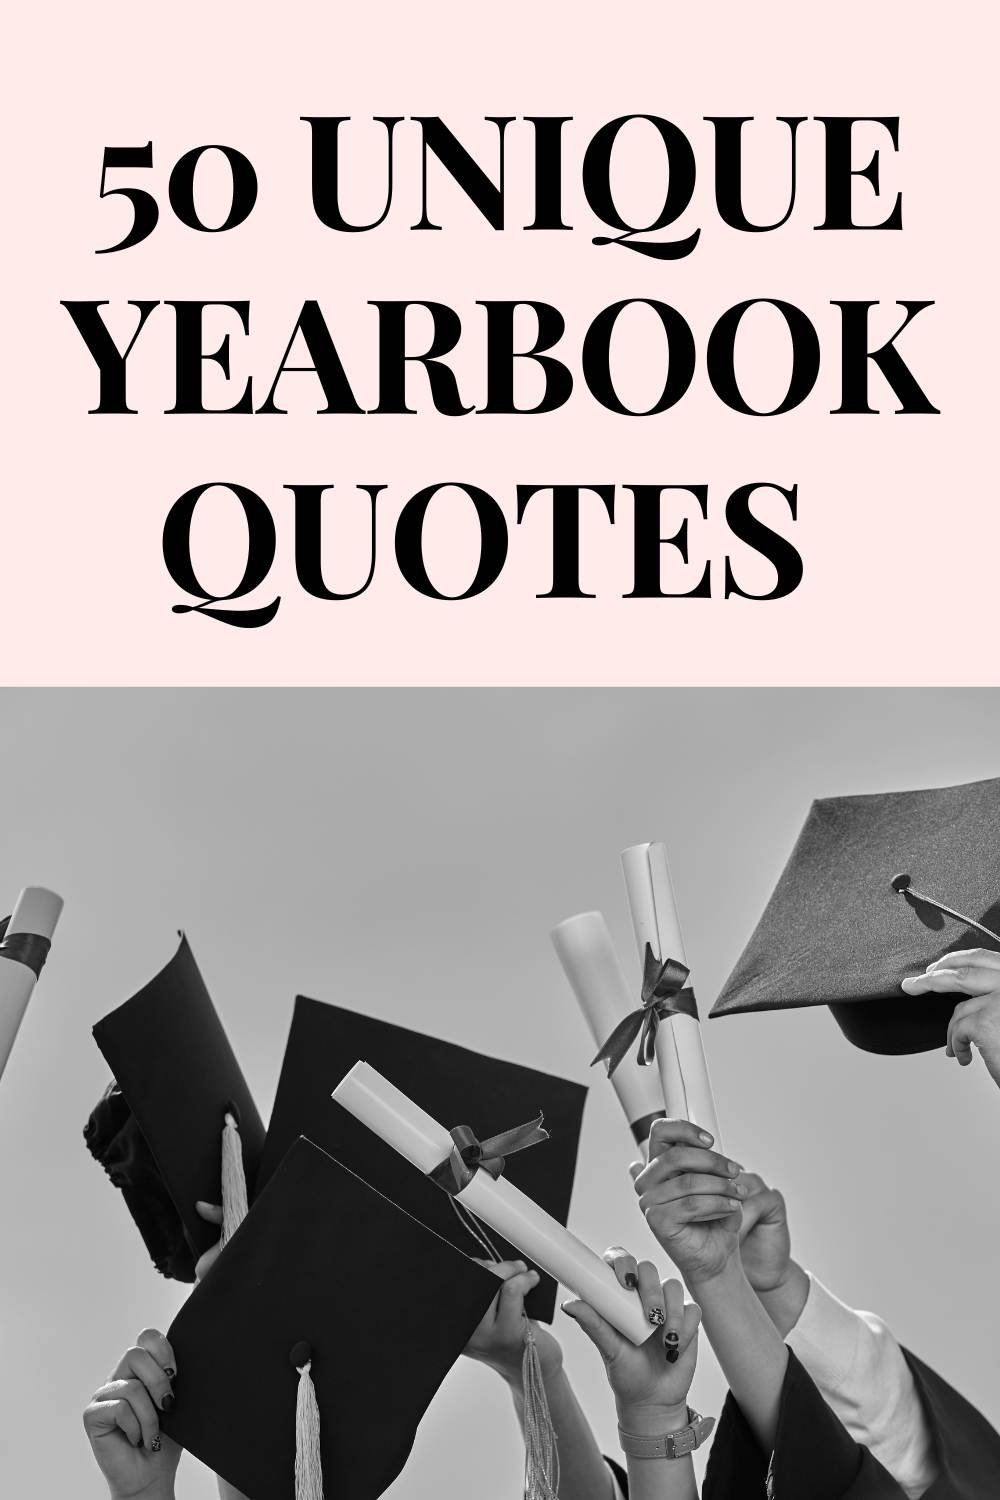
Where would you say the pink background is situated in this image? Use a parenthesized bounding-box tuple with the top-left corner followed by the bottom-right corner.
(5, 4, 995, 681)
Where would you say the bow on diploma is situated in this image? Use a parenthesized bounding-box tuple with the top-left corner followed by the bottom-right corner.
(593, 944, 699, 1077)
(429, 1115, 550, 1195)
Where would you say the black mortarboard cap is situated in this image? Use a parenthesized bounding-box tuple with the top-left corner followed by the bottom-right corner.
(256, 996, 587, 1321)
(85, 934, 265, 1278)
(162, 1136, 500, 1500)
(711, 777, 1000, 1055)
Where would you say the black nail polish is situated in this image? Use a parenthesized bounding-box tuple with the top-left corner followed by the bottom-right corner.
(666, 1347, 679, 1364)
(624, 1273, 638, 1290)
(649, 1306, 665, 1326)
(163, 1367, 176, 1378)
(160, 1394, 175, 1413)
(665, 1330, 679, 1345)
(151, 1435, 162, 1453)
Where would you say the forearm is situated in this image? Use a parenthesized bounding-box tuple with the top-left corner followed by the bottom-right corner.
(509, 1366, 615, 1500)
(216, 1478, 251, 1500)
(617, 1403, 698, 1500)
(689, 1260, 788, 1452)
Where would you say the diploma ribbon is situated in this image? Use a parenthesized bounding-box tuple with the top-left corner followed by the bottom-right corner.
(429, 1115, 550, 1196)
(592, 943, 699, 1078)
(0, 916, 50, 977)
(892, 874, 1000, 945)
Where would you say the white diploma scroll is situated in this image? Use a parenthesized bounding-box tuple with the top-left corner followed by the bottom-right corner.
(0, 887, 63, 1083)
(550, 911, 665, 1146)
(621, 843, 721, 1148)
(333, 1061, 653, 1345)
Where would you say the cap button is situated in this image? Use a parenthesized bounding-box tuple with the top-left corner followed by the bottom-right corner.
(289, 1340, 312, 1369)
(891, 873, 912, 894)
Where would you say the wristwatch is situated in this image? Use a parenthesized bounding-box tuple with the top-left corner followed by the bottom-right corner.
(618, 1408, 716, 1459)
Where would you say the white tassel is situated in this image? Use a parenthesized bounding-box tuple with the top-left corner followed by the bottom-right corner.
(220, 1110, 249, 1247)
(294, 1358, 325, 1500)
(521, 1317, 559, 1500)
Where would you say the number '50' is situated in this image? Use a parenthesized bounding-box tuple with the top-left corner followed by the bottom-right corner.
(97, 143, 258, 252)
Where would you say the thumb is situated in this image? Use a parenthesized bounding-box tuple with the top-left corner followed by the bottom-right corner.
(562, 1299, 625, 1363)
(194, 1201, 224, 1281)
(194, 1241, 222, 1281)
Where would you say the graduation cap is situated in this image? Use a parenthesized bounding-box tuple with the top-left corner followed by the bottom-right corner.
(162, 1136, 501, 1500)
(84, 934, 265, 1278)
(257, 996, 588, 1322)
(711, 777, 1000, 1055)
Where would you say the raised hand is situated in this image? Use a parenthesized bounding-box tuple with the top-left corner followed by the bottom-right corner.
(83, 1329, 180, 1499)
(630, 1118, 745, 1286)
(737, 1173, 791, 1293)
(902, 949, 1000, 1086)
(563, 1266, 701, 1430)
(463, 1259, 563, 1385)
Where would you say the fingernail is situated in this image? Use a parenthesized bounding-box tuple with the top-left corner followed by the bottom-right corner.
(727, 1161, 742, 1176)
(160, 1394, 174, 1413)
(163, 1367, 176, 1379)
(732, 1182, 747, 1196)
(698, 1132, 713, 1145)
(151, 1435, 162, 1453)
(666, 1346, 679, 1363)
(648, 1306, 666, 1326)
(665, 1329, 679, 1345)
(625, 1272, 638, 1290)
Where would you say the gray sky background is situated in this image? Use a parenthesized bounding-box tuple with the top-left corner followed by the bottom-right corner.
(2, 688, 998, 1497)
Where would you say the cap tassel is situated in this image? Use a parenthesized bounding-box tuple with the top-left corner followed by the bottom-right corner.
(521, 1317, 559, 1500)
(220, 1110, 249, 1247)
(448, 1200, 559, 1500)
(891, 874, 1000, 945)
(294, 1356, 324, 1500)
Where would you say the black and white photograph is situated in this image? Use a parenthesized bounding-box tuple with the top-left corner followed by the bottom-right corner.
(2, 688, 998, 1500)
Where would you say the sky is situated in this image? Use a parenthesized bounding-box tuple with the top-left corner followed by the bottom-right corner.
(2, 687, 998, 1498)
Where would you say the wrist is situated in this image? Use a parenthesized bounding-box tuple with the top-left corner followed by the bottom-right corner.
(755, 1259, 810, 1337)
(491, 1356, 526, 1389)
(617, 1401, 691, 1435)
(685, 1253, 745, 1298)
(108, 1486, 175, 1500)
(490, 1347, 563, 1391)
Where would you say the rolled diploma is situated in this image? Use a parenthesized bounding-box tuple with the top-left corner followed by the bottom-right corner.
(621, 844, 721, 1148)
(333, 1061, 652, 1346)
(0, 887, 63, 1083)
(550, 912, 665, 1144)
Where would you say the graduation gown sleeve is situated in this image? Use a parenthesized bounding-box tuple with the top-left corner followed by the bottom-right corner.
(901, 1349, 1000, 1500)
(603, 1348, 1000, 1499)
(702, 1349, 905, 1500)
(786, 1275, 936, 1497)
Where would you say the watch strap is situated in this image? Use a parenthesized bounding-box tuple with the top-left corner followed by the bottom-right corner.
(618, 1408, 716, 1459)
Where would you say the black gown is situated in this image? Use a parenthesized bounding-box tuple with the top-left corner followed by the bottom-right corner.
(608, 1348, 1000, 1499)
